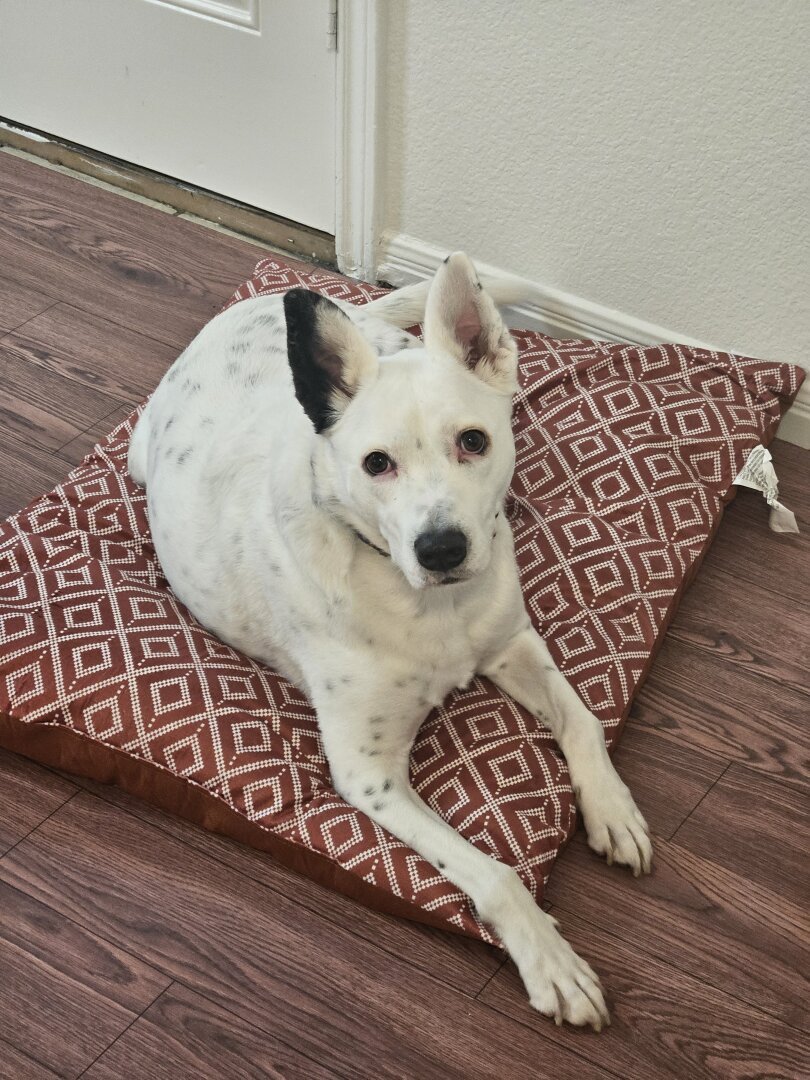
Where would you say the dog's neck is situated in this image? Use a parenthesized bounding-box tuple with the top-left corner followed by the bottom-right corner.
(310, 446, 392, 559)
(351, 527, 390, 558)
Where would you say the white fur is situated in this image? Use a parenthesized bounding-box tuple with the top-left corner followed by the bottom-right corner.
(129, 252, 652, 1030)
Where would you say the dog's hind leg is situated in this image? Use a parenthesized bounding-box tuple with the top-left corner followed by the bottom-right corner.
(316, 696, 609, 1031)
(127, 402, 152, 487)
(482, 627, 652, 876)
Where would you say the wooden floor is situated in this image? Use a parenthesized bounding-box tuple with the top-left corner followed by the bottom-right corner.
(0, 150, 808, 1080)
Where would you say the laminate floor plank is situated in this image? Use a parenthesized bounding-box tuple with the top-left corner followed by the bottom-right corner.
(0, 336, 120, 453)
(606, 724, 726, 838)
(672, 763, 809, 909)
(0, 272, 57, 334)
(0, 793, 612, 1080)
(545, 832, 808, 1031)
(0, 749, 77, 855)
(0, 1036, 60, 1080)
(665, 563, 810, 698)
(0, 427, 74, 520)
(705, 491, 809, 599)
(632, 637, 810, 791)
(480, 908, 810, 1080)
(0, 153, 295, 351)
(762, 439, 810, 520)
(82, 982, 338, 1080)
(13, 302, 179, 401)
(55, 403, 136, 467)
(0, 879, 170, 1078)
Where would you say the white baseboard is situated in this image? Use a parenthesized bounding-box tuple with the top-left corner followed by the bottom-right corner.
(377, 231, 809, 448)
(773, 392, 810, 449)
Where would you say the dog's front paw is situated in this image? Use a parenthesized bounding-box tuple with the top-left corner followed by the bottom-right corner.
(579, 776, 653, 877)
(515, 911, 610, 1030)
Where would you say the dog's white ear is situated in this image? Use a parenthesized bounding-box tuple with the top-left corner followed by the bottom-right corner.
(423, 253, 518, 394)
(284, 289, 379, 432)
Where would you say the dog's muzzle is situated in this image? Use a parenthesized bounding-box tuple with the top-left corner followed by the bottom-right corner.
(414, 528, 468, 572)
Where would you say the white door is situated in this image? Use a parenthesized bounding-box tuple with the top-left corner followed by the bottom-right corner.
(0, 0, 337, 232)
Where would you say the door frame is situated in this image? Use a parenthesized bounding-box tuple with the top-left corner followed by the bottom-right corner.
(335, 0, 379, 282)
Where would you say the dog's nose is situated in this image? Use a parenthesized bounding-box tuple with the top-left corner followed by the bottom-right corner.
(414, 528, 468, 572)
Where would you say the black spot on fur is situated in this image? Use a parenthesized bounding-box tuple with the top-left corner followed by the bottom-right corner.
(202, 416, 214, 426)
(164, 416, 175, 433)
(368, 749, 381, 757)
(226, 362, 239, 377)
(442, 254, 450, 264)
(177, 448, 193, 466)
(382, 779, 392, 791)
(369, 716, 384, 725)
(284, 288, 355, 434)
(415, 439, 423, 450)
(364, 785, 376, 796)
(324, 680, 334, 692)
(372, 801, 385, 812)
(437, 860, 446, 870)
(543, 664, 556, 673)
(341, 676, 352, 685)
(372, 733, 381, 741)
(495, 512, 500, 519)
(498, 660, 509, 671)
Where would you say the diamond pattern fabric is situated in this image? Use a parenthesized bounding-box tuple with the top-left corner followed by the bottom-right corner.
(0, 258, 803, 941)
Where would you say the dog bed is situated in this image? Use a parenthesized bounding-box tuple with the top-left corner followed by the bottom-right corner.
(0, 258, 803, 943)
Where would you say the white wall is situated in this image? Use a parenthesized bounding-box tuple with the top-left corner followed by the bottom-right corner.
(377, 1, 809, 438)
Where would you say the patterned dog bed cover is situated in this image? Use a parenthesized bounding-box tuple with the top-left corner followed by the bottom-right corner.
(0, 259, 803, 942)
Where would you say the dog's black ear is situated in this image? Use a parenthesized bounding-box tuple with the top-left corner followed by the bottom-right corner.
(423, 253, 518, 395)
(284, 289, 379, 433)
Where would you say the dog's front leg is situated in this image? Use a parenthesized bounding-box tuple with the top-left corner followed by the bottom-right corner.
(483, 627, 652, 876)
(316, 702, 610, 1030)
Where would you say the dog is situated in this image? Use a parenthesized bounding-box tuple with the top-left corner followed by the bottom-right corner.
(128, 252, 652, 1029)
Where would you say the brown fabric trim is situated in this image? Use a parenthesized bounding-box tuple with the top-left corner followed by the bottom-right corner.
(0, 712, 470, 939)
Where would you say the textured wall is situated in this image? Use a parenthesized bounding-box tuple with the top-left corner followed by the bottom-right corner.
(380, 1, 809, 367)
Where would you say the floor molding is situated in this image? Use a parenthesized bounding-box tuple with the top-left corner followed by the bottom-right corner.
(0, 119, 336, 267)
(378, 231, 809, 448)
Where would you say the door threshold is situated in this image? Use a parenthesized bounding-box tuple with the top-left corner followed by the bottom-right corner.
(0, 118, 336, 268)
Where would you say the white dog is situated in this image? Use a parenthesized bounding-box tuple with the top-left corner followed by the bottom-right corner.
(128, 253, 652, 1029)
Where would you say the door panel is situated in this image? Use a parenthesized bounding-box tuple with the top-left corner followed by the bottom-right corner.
(0, 0, 336, 231)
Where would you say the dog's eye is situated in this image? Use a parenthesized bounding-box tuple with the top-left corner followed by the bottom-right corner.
(459, 429, 488, 454)
(363, 451, 393, 476)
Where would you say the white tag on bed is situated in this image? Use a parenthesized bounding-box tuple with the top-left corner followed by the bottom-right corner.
(733, 445, 800, 534)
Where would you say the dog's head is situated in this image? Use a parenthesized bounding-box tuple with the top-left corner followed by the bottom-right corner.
(284, 253, 518, 590)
